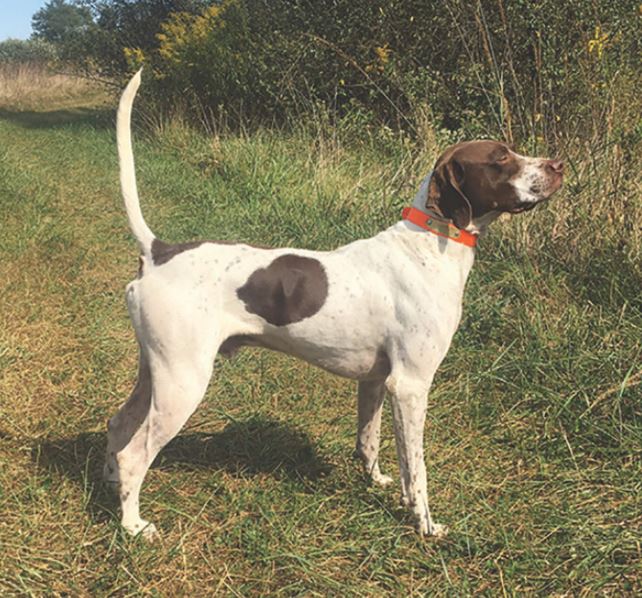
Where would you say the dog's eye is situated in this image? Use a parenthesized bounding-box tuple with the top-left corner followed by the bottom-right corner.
(496, 153, 509, 163)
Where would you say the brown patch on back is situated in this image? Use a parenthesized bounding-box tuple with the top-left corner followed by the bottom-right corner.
(150, 238, 271, 267)
(236, 254, 328, 326)
(151, 238, 206, 266)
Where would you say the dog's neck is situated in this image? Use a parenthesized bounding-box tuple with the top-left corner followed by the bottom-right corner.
(411, 172, 434, 212)
(392, 171, 476, 290)
(411, 172, 499, 237)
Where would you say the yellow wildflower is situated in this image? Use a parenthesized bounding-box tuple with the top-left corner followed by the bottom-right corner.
(123, 47, 145, 68)
(374, 44, 390, 65)
(587, 25, 609, 59)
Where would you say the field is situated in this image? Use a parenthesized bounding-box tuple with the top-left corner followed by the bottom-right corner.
(0, 71, 640, 595)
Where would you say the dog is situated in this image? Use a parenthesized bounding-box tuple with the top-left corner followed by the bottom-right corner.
(104, 70, 564, 539)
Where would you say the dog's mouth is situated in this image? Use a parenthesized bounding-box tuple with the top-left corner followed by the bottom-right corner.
(509, 201, 540, 214)
(509, 172, 563, 214)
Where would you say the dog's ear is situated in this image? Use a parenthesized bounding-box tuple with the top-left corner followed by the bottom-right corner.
(426, 158, 472, 229)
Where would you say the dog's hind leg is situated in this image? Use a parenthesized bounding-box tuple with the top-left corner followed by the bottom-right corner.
(107, 279, 221, 538)
(354, 380, 393, 487)
(104, 351, 152, 488)
(114, 349, 214, 539)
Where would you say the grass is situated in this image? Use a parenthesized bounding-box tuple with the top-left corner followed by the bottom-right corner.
(0, 71, 640, 595)
(0, 62, 107, 110)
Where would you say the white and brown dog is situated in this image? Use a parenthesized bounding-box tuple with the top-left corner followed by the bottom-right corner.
(104, 71, 564, 539)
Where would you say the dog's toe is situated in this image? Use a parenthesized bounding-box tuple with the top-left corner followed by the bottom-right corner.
(429, 523, 449, 539)
(140, 523, 159, 541)
(123, 519, 159, 541)
(372, 472, 394, 487)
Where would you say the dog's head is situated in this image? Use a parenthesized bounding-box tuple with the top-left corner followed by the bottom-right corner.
(426, 140, 564, 232)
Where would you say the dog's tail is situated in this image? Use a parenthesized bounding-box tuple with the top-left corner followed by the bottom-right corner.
(117, 69, 155, 256)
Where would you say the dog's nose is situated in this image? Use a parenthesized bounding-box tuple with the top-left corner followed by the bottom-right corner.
(547, 159, 564, 174)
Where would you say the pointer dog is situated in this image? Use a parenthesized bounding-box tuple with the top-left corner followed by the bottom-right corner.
(104, 71, 564, 539)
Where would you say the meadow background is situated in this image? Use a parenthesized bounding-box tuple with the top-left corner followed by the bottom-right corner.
(0, 0, 640, 594)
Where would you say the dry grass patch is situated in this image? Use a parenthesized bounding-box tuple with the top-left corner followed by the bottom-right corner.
(0, 62, 109, 110)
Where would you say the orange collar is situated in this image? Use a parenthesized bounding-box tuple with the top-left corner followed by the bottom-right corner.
(402, 207, 478, 248)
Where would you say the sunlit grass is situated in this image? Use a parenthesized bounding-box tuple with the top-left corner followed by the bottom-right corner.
(0, 63, 108, 111)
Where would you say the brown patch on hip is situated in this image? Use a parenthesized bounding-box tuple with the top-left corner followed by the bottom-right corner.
(236, 254, 328, 326)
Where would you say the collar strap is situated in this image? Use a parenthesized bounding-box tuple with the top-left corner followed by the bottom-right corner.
(402, 207, 478, 248)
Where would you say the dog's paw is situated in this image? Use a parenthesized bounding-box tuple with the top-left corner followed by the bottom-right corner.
(409, 508, 448, 539)
(123, 519, 159, 541)
(139, 522, 159, 542)
(355, 453, 395, 488)
(371, 471, 394, 487)
(428, 522, 449, 539)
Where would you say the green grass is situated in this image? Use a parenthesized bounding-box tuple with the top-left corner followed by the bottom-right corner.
(0, 81, 640, 595)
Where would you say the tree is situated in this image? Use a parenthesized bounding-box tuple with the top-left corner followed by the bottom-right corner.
(31, 0, 93, 45)
(71, 0, 207, 76)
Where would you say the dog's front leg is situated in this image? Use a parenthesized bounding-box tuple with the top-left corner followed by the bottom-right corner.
(386, 374, 447, 538)
(355, 380, 393, 487)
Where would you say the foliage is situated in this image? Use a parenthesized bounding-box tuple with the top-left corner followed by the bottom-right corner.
(73, 0, 207, 75)
(0, 38, 58, 64)
(67, 0, 641, 144)
(31, 0, 93, 45)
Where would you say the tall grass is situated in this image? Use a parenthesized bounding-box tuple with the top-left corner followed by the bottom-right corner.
(0, 68, 640, 595)
(0, 62, 103, 109)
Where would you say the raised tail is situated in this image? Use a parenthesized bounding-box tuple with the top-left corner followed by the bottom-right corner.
(117, 69, 155, 256)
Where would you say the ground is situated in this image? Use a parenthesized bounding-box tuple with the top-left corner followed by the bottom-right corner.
(0, 75, 639, 595)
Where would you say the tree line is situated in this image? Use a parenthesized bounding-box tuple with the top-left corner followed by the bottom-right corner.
(4, 0, 641, 141)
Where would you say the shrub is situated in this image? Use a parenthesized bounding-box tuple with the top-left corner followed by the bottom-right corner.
(0, 39, 58, 64)
(74, 0, 207, 76)
(66, 0, 641, 149)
